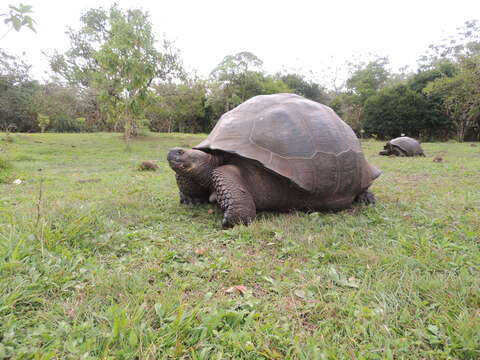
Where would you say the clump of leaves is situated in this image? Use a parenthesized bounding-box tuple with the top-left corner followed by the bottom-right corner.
(137, 160, 158, 171)
(37, 113, 50, 133)
(1, 3, 36, 36)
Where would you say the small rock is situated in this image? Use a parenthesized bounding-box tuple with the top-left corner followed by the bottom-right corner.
(137, 160, 159, 171)
(12, 179, 23, 185)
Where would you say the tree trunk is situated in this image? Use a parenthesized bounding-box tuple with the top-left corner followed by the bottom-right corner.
(457, 119, 466, 142)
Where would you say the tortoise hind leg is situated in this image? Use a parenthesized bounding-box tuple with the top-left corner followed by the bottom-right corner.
(212, 165, 256, 228)
(355, 190, 376, 205)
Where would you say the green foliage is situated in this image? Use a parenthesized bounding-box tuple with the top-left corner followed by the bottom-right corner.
(424, 55, 480, 141)
(147, 81, 208, 133)
(363, 84, 445, 139)
(330, 57, 392, 133)
(48, 117, 84, 133)
(33, 82, 102, 132)
(0, 3, 36, 39)
(208, 52, 265, 119)
(279, 73, 329, 103)
(0, 49, 38, 132)
(211, 51, 264, 88)
(409, 61, 458, 93)
(36, 113, 49, 133)
(260, 76, 292, 95)
(1, 9, 479, 142)
(206, 52, 297, 123)
(329, 92, 364, 133)
(416, 20, 480, 141)
(346, 57, 391, 101)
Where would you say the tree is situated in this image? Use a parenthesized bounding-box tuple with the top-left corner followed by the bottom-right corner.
(363, 84, 452, 139)
(408, 61, 458, 93)
(279, 73, 329, 103)
(0, 3, 36, 40)
(400, 62, 458, 140)
(261, 76, 292, 95)
(418, 21, 480, 141)
(33, 81, 102, 132)
(424, 55, 480, 141)
(147, 80, 208, 133)
(329, 93, 364, 133)
(37, 113, 49, 132)
(419, 20, 480, 65)
(346, 57, 391, 101)
(49, 4, 183, 140)
(0, 49, 38, 131)
(210, 51, 264, 103)
(329, 57, 391, 133)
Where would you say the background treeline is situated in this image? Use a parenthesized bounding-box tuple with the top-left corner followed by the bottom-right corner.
(1, 4, 479, 141)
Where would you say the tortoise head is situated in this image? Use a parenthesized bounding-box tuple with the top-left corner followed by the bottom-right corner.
(167, 147, 214, 177)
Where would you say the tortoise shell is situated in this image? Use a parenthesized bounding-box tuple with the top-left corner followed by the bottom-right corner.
(388, 137, 424, 156)
(195, 93, 380, 196)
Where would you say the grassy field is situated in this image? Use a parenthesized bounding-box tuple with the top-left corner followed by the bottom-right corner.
(0, 132, 479, 359)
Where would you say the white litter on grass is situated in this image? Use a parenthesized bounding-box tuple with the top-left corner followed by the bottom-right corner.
(13, 179, 24, 185)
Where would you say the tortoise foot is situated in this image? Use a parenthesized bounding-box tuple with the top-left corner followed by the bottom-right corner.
(213, 165, 256, 228)
(355, 190, 376, 205)
(180, 192, 208, 205)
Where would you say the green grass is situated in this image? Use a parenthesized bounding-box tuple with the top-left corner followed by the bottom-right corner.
(0, 132, 479, 359)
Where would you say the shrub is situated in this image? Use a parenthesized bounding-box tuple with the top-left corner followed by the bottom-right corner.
(49, 116, 86, 133)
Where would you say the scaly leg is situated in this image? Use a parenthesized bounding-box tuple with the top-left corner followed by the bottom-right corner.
(175, 174, 210, 204)
(212, 165, 256, 228)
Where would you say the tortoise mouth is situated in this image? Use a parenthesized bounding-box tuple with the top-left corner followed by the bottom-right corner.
(168, 158, 183, 168)
(168, 158, 193, 173)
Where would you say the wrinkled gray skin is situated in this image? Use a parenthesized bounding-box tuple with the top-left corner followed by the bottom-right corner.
(379, 137, 425, 157)
(168, 148, 377, 228)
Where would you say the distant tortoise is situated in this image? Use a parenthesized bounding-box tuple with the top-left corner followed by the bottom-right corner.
(379, 137, 425, 157)
(167, 93, 381, 228)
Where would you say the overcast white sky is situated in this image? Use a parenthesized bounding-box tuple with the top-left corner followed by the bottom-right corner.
(2, 0, 480, 85)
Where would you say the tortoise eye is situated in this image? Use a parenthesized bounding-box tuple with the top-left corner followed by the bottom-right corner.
(177, 149, 185, 155)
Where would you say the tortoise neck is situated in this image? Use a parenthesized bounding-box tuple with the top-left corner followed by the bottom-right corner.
(195, 152, 225, 189)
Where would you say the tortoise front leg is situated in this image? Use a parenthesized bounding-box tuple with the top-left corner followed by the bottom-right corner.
(391, 147, 406, 156)
(212, 165, 256, 228)
(175, 174, 210, 204)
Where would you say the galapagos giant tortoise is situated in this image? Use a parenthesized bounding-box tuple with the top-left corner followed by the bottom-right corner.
(167, 93, 381, 228)
(379, 136, 425, 157)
